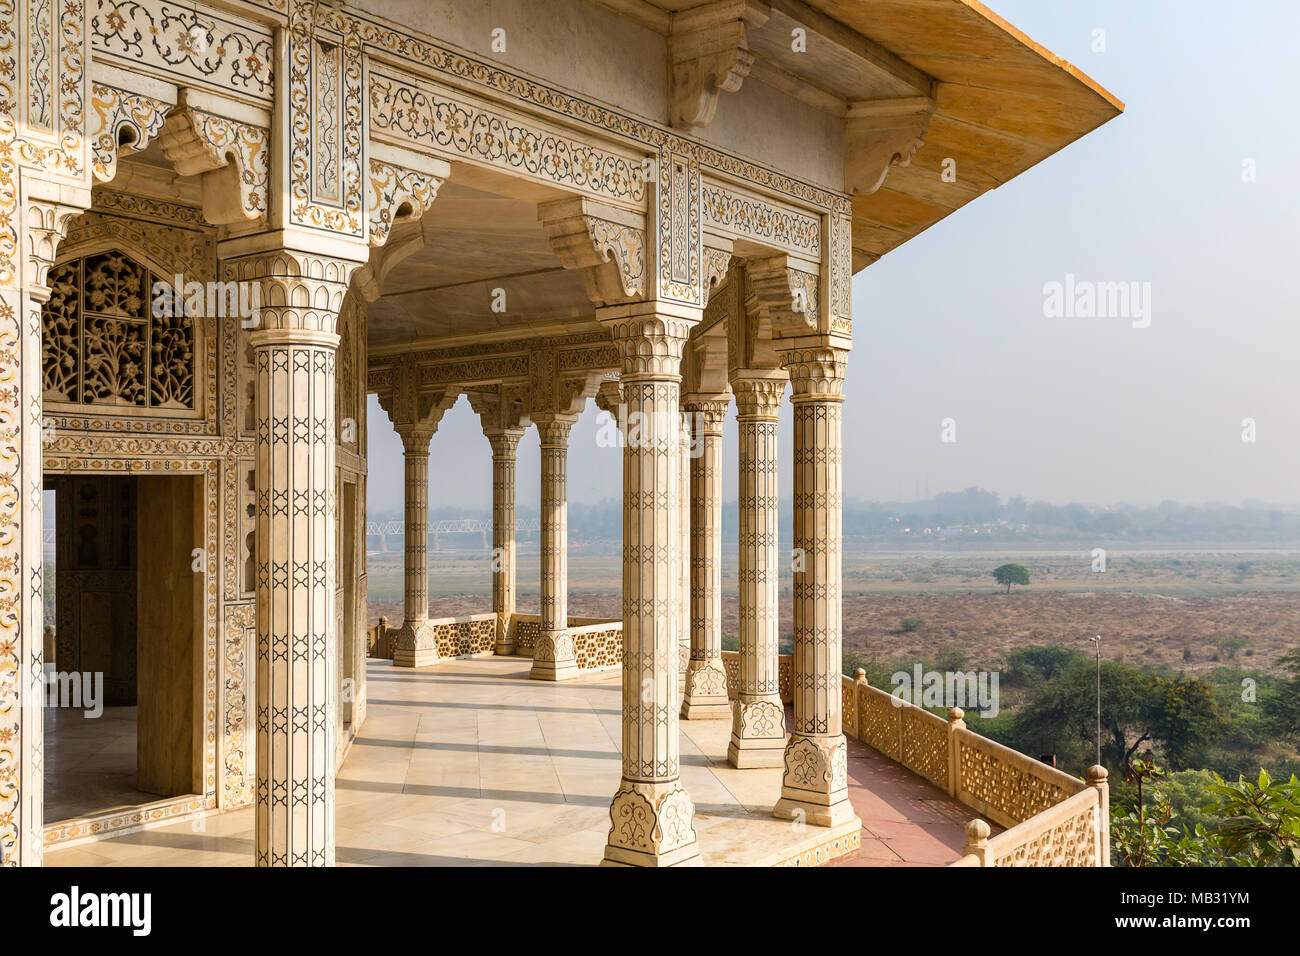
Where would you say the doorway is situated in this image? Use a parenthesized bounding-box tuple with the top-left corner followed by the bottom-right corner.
(43, 474, 203, 824)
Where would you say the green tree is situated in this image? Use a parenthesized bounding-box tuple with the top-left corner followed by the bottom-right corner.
(992, 562, 1029, 593)
(1113, 761, 1300, 867)
(1004, 644, 1088, 686)
(1008, 661, 1223, 775)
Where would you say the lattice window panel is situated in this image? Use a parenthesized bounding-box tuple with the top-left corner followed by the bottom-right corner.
(900, 706, 949, 790)
(574, 627, 623, 671)
(43, 251, 197, 411)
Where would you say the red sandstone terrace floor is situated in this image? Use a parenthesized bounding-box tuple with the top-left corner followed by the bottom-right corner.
(827, 730, 997, 866)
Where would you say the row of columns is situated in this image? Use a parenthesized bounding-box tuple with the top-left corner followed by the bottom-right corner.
(380, 322, 853, 866)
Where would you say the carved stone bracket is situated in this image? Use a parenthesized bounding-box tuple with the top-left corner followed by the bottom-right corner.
(539, 198, 647, 306)
(89, 85, 172, 184)
(366, 144, 450, 247)
(376, 361, 458, 445)
(702, 234, 734, 306)
(160, 92, 271, 224)
(220, 245, 361, 333)
(669, 0, 772, 129)
(526, 348, 604, 420)
(746, 254, 821, 340)
(468, 384, 531, 433)
(844, 96, 936, 196)
(22, 198, 87, 297)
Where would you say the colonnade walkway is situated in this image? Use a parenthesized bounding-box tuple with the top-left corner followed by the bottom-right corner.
(46, 658, 974, 867)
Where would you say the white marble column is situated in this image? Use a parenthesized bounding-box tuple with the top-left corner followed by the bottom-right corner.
(227, 246, 361, 868)
(530, 415, 578, 680)
(680, 398, 731, 718)
(727, 373, 788, 768)
(773, 348, 856, 827)
(678, 407, 692, 683)
(600, 305, 701, 867)
(392, 426, 437, 667)
(487, 428, 524, 654)
(1, 190, 85, 866)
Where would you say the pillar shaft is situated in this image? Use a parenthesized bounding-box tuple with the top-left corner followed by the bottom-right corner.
(0, 191, 83, 866)
(531, 416, 578, 680)
(252, 328, 340, 866)
(600, 307, 701, 867)
(392, 429, 437, 667)
(678, 409, 692, 682)
(727, 375, 788, 768)
(774, 349, 856, 828)
(403, 436, 432, 622)
(681, 399, 731, 718)
(487, 428, 523, 654)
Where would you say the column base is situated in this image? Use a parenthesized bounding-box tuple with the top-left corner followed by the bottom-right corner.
(773, 797, 859, 829)
(727, 695, 787, 768)
(529, 630, 579, 681)
(680, 658, 731, 719)
(494, 613, 514, 656)
(391, 621, 438, 668)
(601, 780, 702, 867)
(773, 733, 853, 827)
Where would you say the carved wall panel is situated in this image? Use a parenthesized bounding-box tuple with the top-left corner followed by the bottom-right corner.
(90, 0, 275, 104)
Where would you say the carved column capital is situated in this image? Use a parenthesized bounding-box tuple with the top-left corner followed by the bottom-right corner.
(599, 304, 700, 381)
(730, 373, 785, 420)
(376, 363, 456, 438)
(223, 246, 364, 335)
(533, 415, 577, 448)
(780, 347, 848, 402)
(484, 427, 526, 460)
(682, 395, 730, 434)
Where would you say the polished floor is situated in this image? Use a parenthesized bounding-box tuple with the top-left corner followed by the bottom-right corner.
(46, 657, 976, 866)
(44, 703, 166, 824)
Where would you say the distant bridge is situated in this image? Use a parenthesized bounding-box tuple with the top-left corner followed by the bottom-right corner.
(366, 517, 540, 551)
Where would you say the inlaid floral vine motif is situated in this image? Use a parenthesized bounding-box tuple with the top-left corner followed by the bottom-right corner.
(41, 250, 196, 409)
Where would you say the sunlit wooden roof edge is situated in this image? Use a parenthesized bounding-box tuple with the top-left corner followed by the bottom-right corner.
(834, 0, 1124, 271)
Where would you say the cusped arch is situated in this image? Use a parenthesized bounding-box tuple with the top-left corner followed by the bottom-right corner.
(43, 226, 213, 415)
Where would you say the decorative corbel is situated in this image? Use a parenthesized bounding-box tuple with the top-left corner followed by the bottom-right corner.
(844, 96, 935, 196)
(538, 198, 647, 307)
(366, 144, 448, 247)
(684, 319, 730, 398)
(468, 385, 531, 434)
(376, 361, 457, 445)
(703, 234, 734, 305)
(669, 0, 772, 129)
(159, 89, 271, 224)
(594, 375, 625, 417)
(89, 84, 172, 184)
(526, 349, 604, 422)
(746, 254, 820, 340)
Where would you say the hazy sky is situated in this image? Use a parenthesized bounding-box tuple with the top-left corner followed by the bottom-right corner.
(366, 0, 1300, 518)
